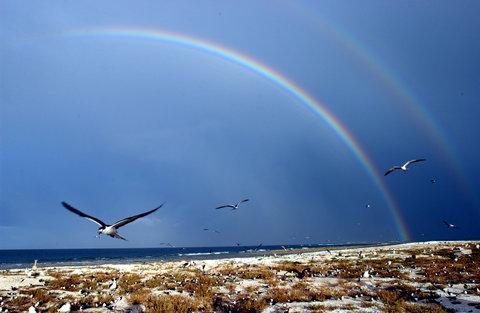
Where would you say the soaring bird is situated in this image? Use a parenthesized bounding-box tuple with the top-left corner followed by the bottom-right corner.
(255, 243, 263, 251)
(443, 220, 460, 229)
(203, 228, 220, 233)
(384, 159, 426, 176)
(62, 202, 163, 240)
(215, 199, 249, 210)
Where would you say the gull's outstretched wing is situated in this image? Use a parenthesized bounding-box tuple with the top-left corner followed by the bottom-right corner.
(404, 159, 426, 167)
(111, 233, 128, 241)
(62, 202, 106, 227)
(384, 166, 401, 176)
(215, 205, 234, 210)
(111, 203, 164, 229)
(237, 199, 249, 206)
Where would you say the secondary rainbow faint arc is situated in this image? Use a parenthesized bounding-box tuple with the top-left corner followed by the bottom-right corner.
(65, 27, 410, 241)
(284, 1, 475, 204)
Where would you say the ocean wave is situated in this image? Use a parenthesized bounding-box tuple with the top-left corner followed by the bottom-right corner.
(178, 251, 230, 256)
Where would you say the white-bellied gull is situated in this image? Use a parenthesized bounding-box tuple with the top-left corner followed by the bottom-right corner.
(62, 201, 163, 240)
(215, 199, 249, 210)
(384, 159, 426, 176)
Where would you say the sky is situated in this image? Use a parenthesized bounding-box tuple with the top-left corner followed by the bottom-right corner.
(1, 1, 479, 249)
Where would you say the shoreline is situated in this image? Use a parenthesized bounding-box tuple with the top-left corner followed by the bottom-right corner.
(1, 240, 479, 312)
(0, 242, 388, 271)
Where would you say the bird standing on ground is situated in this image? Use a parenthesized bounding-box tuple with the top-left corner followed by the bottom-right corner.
(62, 202, 163, 240)
(384, 159, 426, 176)
(109, 279, 117, 290)
(215, 199, 249, 210)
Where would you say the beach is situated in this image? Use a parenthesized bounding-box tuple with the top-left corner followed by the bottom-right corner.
(1, 241, 479, 313)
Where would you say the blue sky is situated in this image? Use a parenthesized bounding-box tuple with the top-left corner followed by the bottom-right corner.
(1, 1, 479, 249)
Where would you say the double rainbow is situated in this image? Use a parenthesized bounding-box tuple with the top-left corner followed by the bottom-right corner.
(63, 27, 410, 241)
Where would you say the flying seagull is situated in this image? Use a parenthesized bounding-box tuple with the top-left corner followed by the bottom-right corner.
(431, 179, 437, 184)
(203, 228, 220, 233)
(443, 220, 460, 229)
(62, 201, 163, 240)
(215, 199, 249, 210)
(384, 159, 426, 176)
(255, 243, 263, 251)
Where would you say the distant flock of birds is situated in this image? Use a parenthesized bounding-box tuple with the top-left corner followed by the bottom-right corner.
(62, 158, 459, 241)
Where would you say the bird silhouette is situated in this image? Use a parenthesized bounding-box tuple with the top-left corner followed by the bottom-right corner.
(215, 199, 249, 210)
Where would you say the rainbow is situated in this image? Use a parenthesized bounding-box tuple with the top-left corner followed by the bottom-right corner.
(62, 27, 411, 241)
(284, 3, 475, 202)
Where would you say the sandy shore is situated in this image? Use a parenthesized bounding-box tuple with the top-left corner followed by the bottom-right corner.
(1, 241, 479, 312)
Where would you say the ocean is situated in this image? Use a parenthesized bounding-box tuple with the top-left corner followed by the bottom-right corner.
(0, 243, 371, 270)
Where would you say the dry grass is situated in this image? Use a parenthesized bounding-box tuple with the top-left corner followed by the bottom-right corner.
(129, 289, 152, 305)
(3, 242, 478, 313)
(143, 294, 207, 313)
(404, 303, 448, 313)
(266, 284, 328, 304)
(404, 246, 480, 286)
(305, 302, 359, 312)
(118, 272, 144, 294)
(46, 273, 83, 291)
(377, 289, 407, 313)
(98, 292, 115, 305)
(182, 281, 215, 298)
(8, 295, 31, 310)
(213, 294, 268, 313)
(145, 275, 169, 289)
(85, 271, 119, 286)
(235, 265, 276, 281)
(19, 287, 55, 303)
(45, 270, 71, 279)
